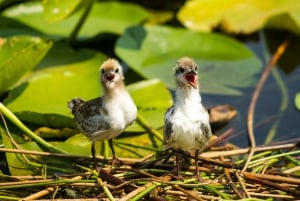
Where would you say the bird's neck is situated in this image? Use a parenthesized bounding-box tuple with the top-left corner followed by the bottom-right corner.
(175, 85, 202, 108)
(104, 81, 127, 98)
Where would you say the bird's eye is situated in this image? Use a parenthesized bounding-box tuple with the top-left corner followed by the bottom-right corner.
(179, 67, 185, 73)
(195, 66, 198, 71)
(101, 68, 105, 74)
(115, 68, 119, 73)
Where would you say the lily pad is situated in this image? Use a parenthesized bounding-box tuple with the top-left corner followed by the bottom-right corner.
(127, 79, 173, 132)
(177, 0, 300, 35)
(43, 0, 83, 23)
(0, 16, 41, 37)
(295, 93, 300, 111)
(0, 122, 38, 175)
(0, 36, 52, 95)
(0, 121, 77, 175)
(4, 43, 106, 128)
(115, 25, 262, 95)
(3, 1, 150, 37)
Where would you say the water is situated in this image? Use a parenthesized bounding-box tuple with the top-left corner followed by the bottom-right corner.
(203, 30, 300, 148)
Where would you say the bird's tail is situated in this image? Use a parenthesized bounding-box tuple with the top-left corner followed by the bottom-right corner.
(67, 98, 84, 114)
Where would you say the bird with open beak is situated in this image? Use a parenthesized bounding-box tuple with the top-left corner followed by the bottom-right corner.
(68, 58, 137, 168)
(164, 57, 212, 180)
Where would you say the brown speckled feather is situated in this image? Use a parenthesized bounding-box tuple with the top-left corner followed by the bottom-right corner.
(68, 97, 110, 136)
(163, 106, 174, 145)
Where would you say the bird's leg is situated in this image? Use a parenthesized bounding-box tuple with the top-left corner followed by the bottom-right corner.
(176, 151, 181, 176)
(170, 150, 184, 180)
(178, 149, 190, 164)
(109, 139, 122, 165)
(194, 149, 202, 181)
(91, 142, 97, 169)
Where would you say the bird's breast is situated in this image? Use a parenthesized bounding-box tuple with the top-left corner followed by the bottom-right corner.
(106, 93, 137, 130)
(166, 104, 210, 151)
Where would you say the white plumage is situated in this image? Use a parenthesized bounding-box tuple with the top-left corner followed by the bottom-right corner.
(164, 57, 212, 179)
(68, 58, 137, 166)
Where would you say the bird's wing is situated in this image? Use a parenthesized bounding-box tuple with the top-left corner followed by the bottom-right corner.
(163, 106, 174, 146)
(200, 107, 212, 137)
(73, 97, 110, 135)
(199, 121, 212, 139)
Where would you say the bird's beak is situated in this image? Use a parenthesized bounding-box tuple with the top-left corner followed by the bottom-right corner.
(104, 72, 115, 85)
(185, 70, 197, 88)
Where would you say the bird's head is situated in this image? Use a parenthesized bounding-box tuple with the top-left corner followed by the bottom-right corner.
(100, 58, 124, 89)
(174, 57, 198, 89)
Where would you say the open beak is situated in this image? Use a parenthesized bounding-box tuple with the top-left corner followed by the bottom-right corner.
(104, 72, 115, 85)
(184, 70, 197, 88)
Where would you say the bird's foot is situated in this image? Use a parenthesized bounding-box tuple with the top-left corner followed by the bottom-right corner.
(194, 173, 203, 182)
(170, 173, 184, 181)
(95, 166, 103, 173)
(170, 166, 184, 181)
(110, 157, 123, 166)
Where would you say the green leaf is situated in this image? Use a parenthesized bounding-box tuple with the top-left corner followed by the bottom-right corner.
(0, 122, 36, 175)
(115, 25, 262, 95)
(0, 36, 52, 95)
(0, 16, 41, 37)
(295, 93, 300, 111)
(266, 10, 300, 35)
(0, 121, 77, 175)
(128, 79, 173, 132)
(43, 0, 83, 23)
(3, 1, 150, 37)
(4, 42, 106, 128)
(177, 0, 300, 35)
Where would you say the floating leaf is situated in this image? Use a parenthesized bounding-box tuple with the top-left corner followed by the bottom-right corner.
(43, 0, 83, 23)
(4, 43, 106, 128)
(177, 0, 300, 35)
(0, 16, 41, 37)
(116, 25, 262, 95)
(0, 122, 38, 175)
(267, 10, 300, 35)
(295, 93, 300, 111)
(3, 1, 150, 37)
(0, 36, 52, 95)
(128, 79, 173, 132)
(0, 121, 77, 175)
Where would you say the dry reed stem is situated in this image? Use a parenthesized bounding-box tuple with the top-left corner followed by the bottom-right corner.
(224, 168, 243, 199)
(243, 41, 288, 172)
(21, 176, 83, 200)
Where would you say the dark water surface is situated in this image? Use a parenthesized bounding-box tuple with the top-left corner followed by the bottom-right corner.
(203, 30, 300, 148)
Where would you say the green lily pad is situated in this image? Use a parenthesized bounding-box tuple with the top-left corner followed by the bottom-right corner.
(115, 25, 262, 95)
(295, 93, 300, 111)
(0, 16, 41, 37)
(177, 0, 300, 35)
(43, 0, 83, 23)
(4, 43, 106, 128)
(0, 122, 38, 175)
(0, 36, 52, 95)
(3, 1, 150, 37)
(0, 119, 77, 175)
(127, 79, 173, 132)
